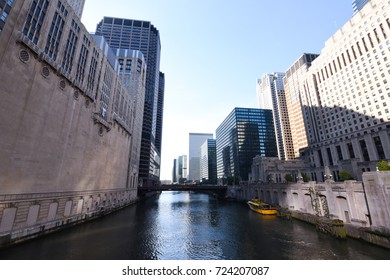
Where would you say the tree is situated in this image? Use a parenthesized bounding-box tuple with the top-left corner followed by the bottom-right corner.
(339, 170, 352, 181)
(377, 160, 390, 171)
(302, 173, 310, 182)
(285, 174, 293, 182)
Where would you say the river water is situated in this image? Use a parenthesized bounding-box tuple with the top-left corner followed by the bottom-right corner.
(0, 191, 389, 260)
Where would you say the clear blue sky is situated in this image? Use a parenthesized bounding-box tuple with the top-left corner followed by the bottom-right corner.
(81, 0, 353, 181)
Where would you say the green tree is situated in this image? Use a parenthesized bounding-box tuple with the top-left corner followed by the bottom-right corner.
(339, 170, 352, 181)
(377, 160, 390, 171)
(285, 174, 293, 182)
(302, 173, 310, 182)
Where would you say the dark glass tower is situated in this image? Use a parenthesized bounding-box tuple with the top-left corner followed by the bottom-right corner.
(156, 72, 165, 155)
(216, 108, 277, 182)
(95, 17, 162, 187)
(352, 0, 370, 15)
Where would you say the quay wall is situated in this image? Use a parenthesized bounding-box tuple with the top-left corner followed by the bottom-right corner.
(227, 172, 390, 249)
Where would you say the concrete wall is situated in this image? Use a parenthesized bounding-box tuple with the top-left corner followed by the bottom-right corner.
(362, 171, 390, 231)
(231, 180, 371, 228)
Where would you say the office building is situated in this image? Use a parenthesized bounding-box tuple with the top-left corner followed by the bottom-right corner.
(216, 108, 277, 182)
(200, 139, 217, 184)
(257, 73, 294, 160)
(175, 155, 187, 183)
(172, 159, 177, 183)
(283, 53, 319, 159)
(0, 0, 144, 245)
(353, 0, 370, 15)
(95, 17, 163, 187)
(67, 0, 85, 18)
(156, 72, 165, 154)
(188, 133, 213, 182)
(290, 0, 390, 181)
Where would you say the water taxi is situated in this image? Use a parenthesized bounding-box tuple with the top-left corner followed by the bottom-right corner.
(247, 198, 278, 215)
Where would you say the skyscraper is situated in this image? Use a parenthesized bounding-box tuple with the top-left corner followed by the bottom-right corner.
(96, 17, 163, 187)
(175, 155, 187, 183)
(257, 73, 294, 160)
(188, 133, 214, 182)
(200, 139, 217, 184)
(66, 0, 85, 18)
(283, 53, 319, 158)
(352, 0, 370, 15)
(216, 108, 277, 182)
(288, 0, 390, 181)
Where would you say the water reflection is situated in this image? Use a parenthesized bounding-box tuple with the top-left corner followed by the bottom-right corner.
(0, 191, 389, 260)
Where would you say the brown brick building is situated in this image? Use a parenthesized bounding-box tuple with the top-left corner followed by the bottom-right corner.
(0, 0, 146, 246)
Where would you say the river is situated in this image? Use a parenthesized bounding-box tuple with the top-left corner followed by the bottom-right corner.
(0, 191, 389, 260)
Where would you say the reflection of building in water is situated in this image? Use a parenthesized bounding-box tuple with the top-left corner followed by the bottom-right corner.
(284, 0, 390, 181)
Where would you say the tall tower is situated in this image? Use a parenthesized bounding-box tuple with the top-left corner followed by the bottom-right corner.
(257, 73, 294, 160)
(188, 133, 213, 182)
(283, 53, 319, 158)
(216, 108, 277, 182)
(352, 0, 370, 15)
(66, 0, 85, 18)
(95, 17, 162, 187)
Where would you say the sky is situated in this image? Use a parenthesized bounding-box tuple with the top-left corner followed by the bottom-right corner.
(81, 0, 354, 181)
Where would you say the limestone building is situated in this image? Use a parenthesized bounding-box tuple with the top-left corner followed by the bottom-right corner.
(257, 73, 294, 160)
(66, 0, 85, 18)
(286, 0, 390, 181)
(0, 0, 146, 246)
(283, 53, 319, 159)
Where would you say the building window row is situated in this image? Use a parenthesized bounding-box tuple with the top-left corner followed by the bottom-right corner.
(316, 17, 390, 84)
(22, 0, 49, 44)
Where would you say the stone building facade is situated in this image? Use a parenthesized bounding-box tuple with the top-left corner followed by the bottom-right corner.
(0, 0, 146, 246)
(285, 0, 390, 182)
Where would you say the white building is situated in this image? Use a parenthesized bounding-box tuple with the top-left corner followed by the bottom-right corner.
(188, 133, 213, 181)
(288, 0, 390, 181)
(257, 73, 294, 160)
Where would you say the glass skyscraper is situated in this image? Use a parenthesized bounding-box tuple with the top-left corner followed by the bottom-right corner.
(95, 17, 163, 187)
(216, 108, 277, 182)
(200, 139, 217, 184)
(188, 133, 214, 181)
(352, 0, 370, 15)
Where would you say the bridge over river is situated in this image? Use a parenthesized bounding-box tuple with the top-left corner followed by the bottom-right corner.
(138, 184, 228, 196)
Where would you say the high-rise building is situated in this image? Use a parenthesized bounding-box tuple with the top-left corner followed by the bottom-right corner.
(283, 53, 319, 159)
(0, 0, 144, 244)
(95, 17, 163, 187)
(289, 0, 390, 181)
(257, 73, 294, 160)
(188, 133, 213, 182)
(200, 139, 217, 184)
(352, 0, 370, 15)
(66, 0, 85, 18)
(175, 155, 187, 183)
(172, 159, 177, 183)
(156, 72, 165, 154)
(216, 108, 277, 182)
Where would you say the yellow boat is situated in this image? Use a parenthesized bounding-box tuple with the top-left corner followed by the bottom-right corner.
(247, 198, 278, 215)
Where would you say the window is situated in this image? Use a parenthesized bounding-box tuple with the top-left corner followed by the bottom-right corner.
(373, 136, 386, 159)
(23, 0, 49, 45)
(359, 140, 370, 161)
(347, 142, 355, 159)
(1, 11, 7, 22)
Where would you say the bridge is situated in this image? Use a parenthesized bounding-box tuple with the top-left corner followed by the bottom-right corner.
(138, 184, 228, 196)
